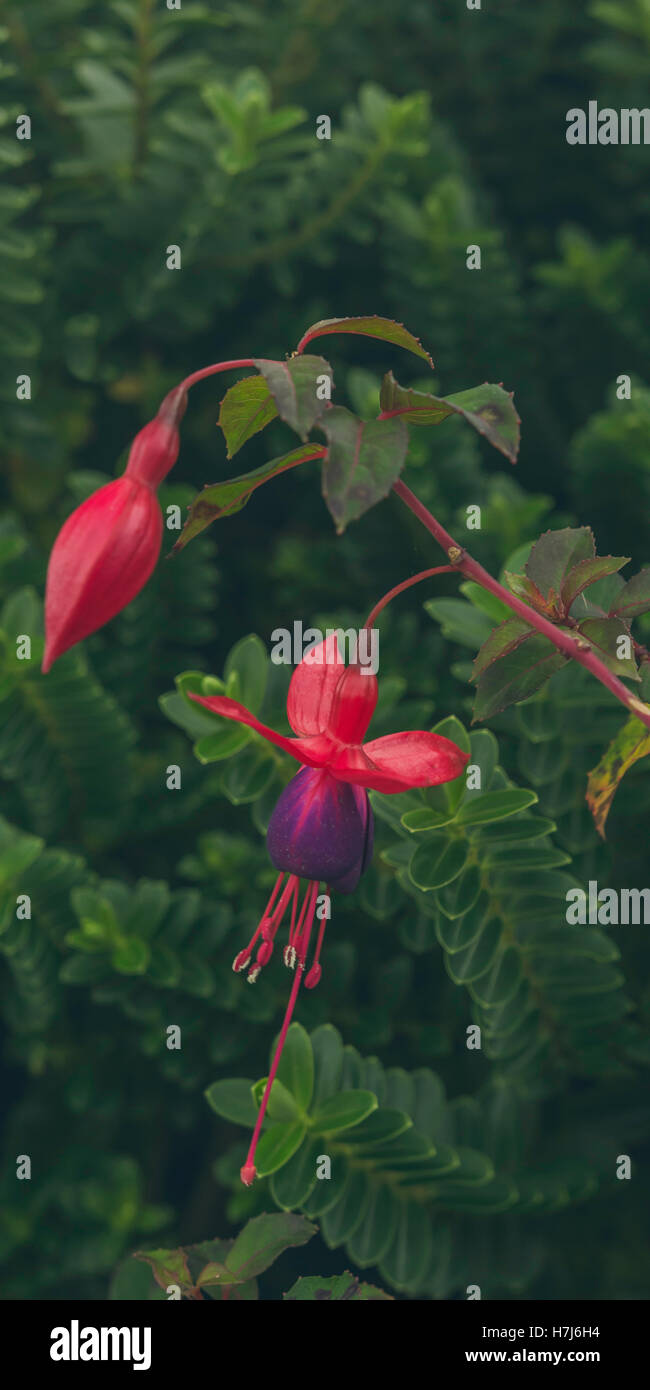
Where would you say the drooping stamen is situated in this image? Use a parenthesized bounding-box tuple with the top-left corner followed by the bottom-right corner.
(294, 880, 319, 965)
(232, 871, 289, 972)
(304, 884, 330, 989)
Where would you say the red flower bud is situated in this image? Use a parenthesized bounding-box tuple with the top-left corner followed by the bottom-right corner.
(125, 386, 186, 488)
(42, 474, 162, 673)
(42, 388, 187, 673)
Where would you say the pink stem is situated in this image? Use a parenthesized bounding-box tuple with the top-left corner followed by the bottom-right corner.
(179, 358, 256, 392)
(364, 566, 455, 630)
(392, 478, 650, 731)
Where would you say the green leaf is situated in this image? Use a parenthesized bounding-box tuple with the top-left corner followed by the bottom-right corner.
(297, 315, 434, 366)
(469, 947, 522, 1008)
(379, 1205, 433, 1289)
(174, 444, 320, 548)
(284, 1272, 392, 1300)
(224, 634, 268, 715)
(311, 1024, 344, 1106)
(319, 406, 408, 533)
(586, 714, 650, 837)
(561, 555, 629, 609)
(576, 617, 640, 680)
(444, 917, 502, 984)
(525, 527, 594, 600)
(218, 375, 279, 457)
(473, 634, 567, 720)
(274, 1022, 314, 1112)
(270, 1137, 321, 1209)
(225, 1212, 316, 1282)
(110, 938, 150, 974)
(436, 865, 482, 919)
(379, 373, 520, 462)
(456, 788, 538, 825)
(251, 1077, 301, 1123)
(320, 1170, 370, 1246)
(254, 1122, 307, 1177)
(424, 596, 494, 649)
(312, 1089, 378, 1133)
(409, 838, 467, 891)
(346, 1186, 401, 1267)
(609, 567, 650, 619)
(253, 355, 332, 440)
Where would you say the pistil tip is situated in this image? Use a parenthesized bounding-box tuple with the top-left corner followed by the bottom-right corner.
(240, 1163, 257, 1187)
(305, 963, 322, 989)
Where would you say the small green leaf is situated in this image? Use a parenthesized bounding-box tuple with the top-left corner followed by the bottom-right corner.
(319, 407, 408, 532)
(297, 315, 434, 365)
(456, 788, 538, 825)
(311, 1089, 378, 1133)
(254, 1122, 307, 1177)
(224, 634, 268, 715)
(252, 1076, 301, 1123)
(274, 1021, 314, 1112)
(409, 838, 467, 891)
(111, 938, 150, 974)
(270, 1137, 322, 1209)
(218, 375, 278, 457)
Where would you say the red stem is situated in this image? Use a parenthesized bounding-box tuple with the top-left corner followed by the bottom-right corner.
(364, 566, 455, 629)
(392, 478, 650, 732)
(179, 358, 256, 391)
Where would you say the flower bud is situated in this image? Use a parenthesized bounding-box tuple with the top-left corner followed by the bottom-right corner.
(42, 474, 162, 672)
(125, 387, 187, 488)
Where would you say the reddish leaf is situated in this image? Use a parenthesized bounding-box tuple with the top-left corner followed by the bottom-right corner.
(173, 445, 322, 550)
(576, 617, 640, 680)
(318, 406, 408, 533)
(561, 555, 629, 610)
(471, 617, 534, 679)
(609, 567, 650, 620)
(380, 373, 520, 462)
(525, 527, 594, 600)
(473, 633, 568, 721)
(253, 355, 333, 440)
(296, 315, 434, 366)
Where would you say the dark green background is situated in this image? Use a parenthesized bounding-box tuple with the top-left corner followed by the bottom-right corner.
(1, 0, 650, 1301)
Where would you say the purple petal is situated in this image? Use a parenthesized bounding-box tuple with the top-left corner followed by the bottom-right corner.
(267, 767, 371, 887)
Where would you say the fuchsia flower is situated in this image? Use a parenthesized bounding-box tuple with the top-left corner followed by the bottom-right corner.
(190, 635, 468, 1184)
(42, 388, 187, 673)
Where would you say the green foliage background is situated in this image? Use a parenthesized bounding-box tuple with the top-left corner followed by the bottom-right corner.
(1, 0, 650, 1300)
